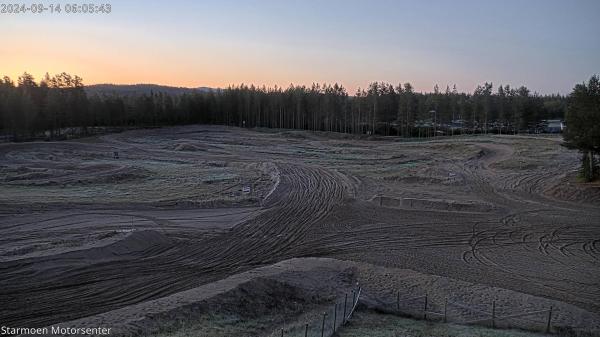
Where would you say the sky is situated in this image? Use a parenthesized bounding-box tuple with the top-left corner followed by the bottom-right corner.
(1, 0, 599, 94)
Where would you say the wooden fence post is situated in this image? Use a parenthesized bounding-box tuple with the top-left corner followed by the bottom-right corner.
(304, 323, 308, 337)
(321, 312, 327, 337)
(492, 300, 496, 328)
(423, 294, 428, 320)
(397, 291, 400, 310)
(343, 293, 347, 324)
(333, 303, 337, 332)
(281, 328, 284, 337)
(444, 298, 448, 323)
(546, 306, 553, 333)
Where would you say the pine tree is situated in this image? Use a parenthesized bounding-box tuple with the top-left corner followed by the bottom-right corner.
(563, 75, 600, 181)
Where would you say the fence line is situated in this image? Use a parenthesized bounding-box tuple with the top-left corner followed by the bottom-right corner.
(273, 287, 566, 336)
(275, 284, 362, 337)
(384, 292, 556, 334)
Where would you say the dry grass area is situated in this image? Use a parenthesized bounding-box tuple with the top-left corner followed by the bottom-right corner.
(0, 125, 599, 336)
(337, 311, 551, 337)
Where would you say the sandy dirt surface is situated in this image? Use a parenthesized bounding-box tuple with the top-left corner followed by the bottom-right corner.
(27, 258, 600, 336)
(0, 125, 598, 333)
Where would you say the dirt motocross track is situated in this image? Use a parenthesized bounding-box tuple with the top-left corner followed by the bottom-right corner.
(0, 125, 599, 331)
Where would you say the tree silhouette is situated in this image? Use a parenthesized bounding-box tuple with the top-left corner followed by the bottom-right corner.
(0, 71, 572, 142)
(564, 75, 600, 181)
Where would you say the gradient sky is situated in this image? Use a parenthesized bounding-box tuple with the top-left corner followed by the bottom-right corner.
(2, 0, 599, 94)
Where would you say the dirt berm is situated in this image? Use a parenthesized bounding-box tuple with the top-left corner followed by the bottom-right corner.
(29, 258, 600, 337)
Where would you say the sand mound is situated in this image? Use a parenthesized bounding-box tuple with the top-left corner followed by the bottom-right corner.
(374, 195, 496, 213)
(279, 131, 309, 139)
(102, 230, 172, 256)
(2, 167, 54, 182)
(0, 230, 173, 286)
(383, 175, 447, 184)
(52, 230, 171, 262)
(173, 143, 208, 152)
(36, 258, 357, 336)
(70, 165, 149, 185)
(2, 164, 149, 186)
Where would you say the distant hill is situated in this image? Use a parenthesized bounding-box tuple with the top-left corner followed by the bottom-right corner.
(85, 84, 216, 96)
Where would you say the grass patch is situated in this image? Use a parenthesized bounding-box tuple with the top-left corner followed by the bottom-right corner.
(337, 311, 551, 337)
(144, 312, 271, 337)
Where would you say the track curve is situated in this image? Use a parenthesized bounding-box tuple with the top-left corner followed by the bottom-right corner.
(0, 163, 350, 327)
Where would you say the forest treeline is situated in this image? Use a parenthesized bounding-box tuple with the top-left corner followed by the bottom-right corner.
(0, 72, 567, 140)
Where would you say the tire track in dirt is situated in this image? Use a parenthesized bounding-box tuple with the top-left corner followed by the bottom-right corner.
(0, 162, 349, 327)
(2, 129, 600, 327)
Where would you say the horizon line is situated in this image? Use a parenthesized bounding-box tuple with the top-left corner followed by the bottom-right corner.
(3, 72, 580, 96)
(85, 81, 570, 96)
